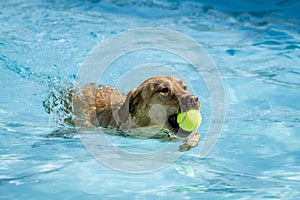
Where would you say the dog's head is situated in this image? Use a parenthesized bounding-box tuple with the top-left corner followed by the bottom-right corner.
(118, 76, 200, 135)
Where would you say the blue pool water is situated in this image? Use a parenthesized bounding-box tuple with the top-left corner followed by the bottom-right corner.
(1, 0, 300, 199)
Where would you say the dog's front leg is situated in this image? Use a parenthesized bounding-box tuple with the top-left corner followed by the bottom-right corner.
(179, 131, 201, 151)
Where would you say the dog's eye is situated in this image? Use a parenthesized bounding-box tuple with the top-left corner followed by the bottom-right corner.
(183, 85, 187, 90)
(159, 87, 169, 94)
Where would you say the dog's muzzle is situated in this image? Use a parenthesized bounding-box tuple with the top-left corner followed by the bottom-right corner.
(179, 94, 200, 112)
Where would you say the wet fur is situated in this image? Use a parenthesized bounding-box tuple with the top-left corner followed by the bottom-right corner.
(44, 76, 201, 151)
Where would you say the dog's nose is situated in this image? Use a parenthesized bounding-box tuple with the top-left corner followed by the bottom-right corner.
(179, 94, 200, 111)
(181, 94, 198, 103)
(191, 95, 198, 102)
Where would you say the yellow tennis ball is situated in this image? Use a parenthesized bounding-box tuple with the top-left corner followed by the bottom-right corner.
(177, 110, 202, 132)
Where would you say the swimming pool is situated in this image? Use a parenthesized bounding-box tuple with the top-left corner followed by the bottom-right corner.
(1, 0, 299, 199)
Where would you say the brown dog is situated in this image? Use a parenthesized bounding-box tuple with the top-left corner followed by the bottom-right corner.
(45, 76, 201, 151)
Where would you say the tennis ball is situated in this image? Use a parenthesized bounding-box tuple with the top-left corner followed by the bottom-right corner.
(177, 110, 202, 132)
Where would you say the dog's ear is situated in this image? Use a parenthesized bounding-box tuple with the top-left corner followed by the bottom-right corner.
(118, 87, 142, 124)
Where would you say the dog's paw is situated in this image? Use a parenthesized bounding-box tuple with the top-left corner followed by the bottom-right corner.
(179, 131, 201, 152)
